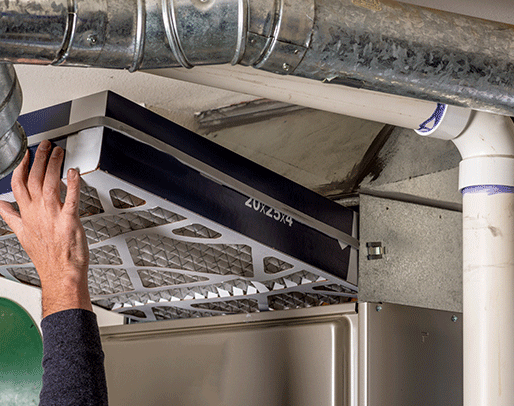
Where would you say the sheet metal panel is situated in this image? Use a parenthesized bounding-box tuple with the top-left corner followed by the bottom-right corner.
(100, 303, 358, 406)
(360, 302, 463, 406)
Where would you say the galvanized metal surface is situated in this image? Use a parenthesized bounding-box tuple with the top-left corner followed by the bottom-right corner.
(359, 302, 462, 406)
(1, 0, 514, 116)
(162, 0, 245, 68)
(294, 0, 514, 116)
(100, 303, 358, 406)
(359, 195, 462, 312)
(197, 102, 384, 194)
(0, 63, 26, 179)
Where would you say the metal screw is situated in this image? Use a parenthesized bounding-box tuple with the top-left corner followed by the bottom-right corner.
(282, 63, 291, 72)
(376, 305, 382, 312)
(86, 34, 98, 46)
(294, 49, 299, 55)
(451, 315, 458, 322)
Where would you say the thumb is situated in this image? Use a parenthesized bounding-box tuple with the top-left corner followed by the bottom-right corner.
(0, 200, 23, 235)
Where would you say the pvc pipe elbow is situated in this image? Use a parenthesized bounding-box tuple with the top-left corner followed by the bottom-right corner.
(452, 111, 514, 158)
(453, 111, 514, 189)
(417, 106, 514, 189)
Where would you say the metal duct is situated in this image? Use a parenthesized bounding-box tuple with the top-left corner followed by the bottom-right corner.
(0, 64, 26, 178)
(1, 0, 514, 114)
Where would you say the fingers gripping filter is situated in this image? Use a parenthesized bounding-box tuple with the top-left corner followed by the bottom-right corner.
(0, 91, 358, 322)
(0, 64, 27, 179)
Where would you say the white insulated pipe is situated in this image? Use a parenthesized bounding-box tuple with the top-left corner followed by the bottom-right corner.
(422, 109, 514, 406)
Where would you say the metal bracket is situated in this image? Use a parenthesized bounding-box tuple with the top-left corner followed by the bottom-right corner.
(366, 242, 384, 260)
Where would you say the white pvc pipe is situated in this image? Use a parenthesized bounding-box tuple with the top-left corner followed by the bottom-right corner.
(462, 188, 514, 406)
(144, 65, 438, 129)
(422, 108, 514, 406)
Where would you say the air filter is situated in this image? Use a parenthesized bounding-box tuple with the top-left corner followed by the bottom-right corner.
(0, 92, 358, 322)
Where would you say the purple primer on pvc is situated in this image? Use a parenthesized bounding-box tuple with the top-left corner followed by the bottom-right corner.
(461, 185, 514, 195)
(417, 103, 447, 133)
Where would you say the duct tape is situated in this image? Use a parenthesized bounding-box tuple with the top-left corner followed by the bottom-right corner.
(461, 185, 514, 195)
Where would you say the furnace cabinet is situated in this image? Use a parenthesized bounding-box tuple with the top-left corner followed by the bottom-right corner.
(0, 92, 462, 405)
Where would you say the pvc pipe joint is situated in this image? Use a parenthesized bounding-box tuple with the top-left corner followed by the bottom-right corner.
(418, 105, 514, 189)
(415, 104, 472, 140)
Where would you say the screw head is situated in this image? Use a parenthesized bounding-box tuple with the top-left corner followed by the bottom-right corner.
(376, 305, 382, 312)
(86, 34, 98, 46)
(282, 63, 291, 72)
(451, 315, 458, 322)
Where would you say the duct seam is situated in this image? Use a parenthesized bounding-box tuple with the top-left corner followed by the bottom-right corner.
(230, 0, 248, 65)
(52, 0, 77, 66)
(162, 0, 192, 68)
(130, 0, 146, 72)
(253, 0, 283, 69)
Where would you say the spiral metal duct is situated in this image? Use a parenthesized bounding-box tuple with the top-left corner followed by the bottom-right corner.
(0, 63, 26, 178)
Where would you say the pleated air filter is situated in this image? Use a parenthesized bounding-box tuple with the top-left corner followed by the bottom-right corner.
(0, 92, 358, 322)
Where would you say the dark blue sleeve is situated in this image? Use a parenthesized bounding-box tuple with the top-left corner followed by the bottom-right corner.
(39, 309, 108, 406)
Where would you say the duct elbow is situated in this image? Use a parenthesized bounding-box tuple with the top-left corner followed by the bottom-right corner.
(0, 64, 27, 179)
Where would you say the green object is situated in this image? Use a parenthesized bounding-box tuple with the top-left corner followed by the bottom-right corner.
(0, 298, 43, 405)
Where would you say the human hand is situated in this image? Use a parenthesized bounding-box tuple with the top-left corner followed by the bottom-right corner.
(0, 139, 92, 317)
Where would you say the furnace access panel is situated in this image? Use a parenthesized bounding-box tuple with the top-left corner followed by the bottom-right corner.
(0, 91, 358, 322)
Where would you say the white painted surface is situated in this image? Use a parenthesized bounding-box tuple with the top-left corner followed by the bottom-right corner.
(402, 0, 514, 25)
(204, 108, 384, 191)
(147, 65, 438, 129)
(0, 277, 42, 332)
(463, 191, 514, 406)
(15, 65, 254, 129)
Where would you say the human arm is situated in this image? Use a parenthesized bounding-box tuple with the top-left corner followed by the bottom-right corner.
(0, 140, 108, 405)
